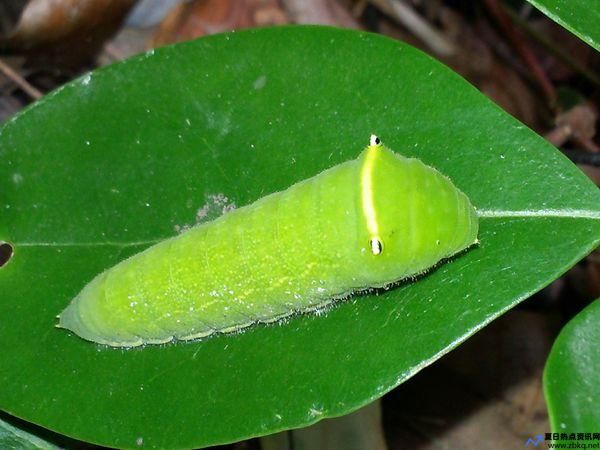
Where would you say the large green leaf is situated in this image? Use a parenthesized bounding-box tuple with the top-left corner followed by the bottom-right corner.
(0, 26, 598, 449)
(527, 0, 600, 51)
(544, 299, 600, 432)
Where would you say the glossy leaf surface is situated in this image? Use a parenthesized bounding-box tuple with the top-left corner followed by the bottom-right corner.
(544, 300, 600, 432)
(0, 26, 599, 449)
(0, 415, 59, 450)
(527, 0, 600, 50)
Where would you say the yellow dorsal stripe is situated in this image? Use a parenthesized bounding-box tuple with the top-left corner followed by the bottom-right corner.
(361, 137, 381, 240)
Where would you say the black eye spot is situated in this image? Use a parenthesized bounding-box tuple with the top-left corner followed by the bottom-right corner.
(0, 242, 14, 268)
(369, 238, 383, 255)
(374, 136, 380, 144)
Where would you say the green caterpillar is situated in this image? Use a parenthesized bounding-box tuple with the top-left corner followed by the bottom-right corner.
(58, 136, 479, 347)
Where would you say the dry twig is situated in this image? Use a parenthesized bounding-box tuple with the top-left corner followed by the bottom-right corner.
(484, 0, 555, 104)
(503, 5, 600, 86)
(369, 0, 456, 57)
(281, 0, 360, 27)
(0, 57, 42, 100)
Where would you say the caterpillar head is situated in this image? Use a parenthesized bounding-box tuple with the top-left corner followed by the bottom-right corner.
(357, 135, 478, 285)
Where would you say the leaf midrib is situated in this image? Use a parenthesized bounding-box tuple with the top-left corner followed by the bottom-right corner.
(7, 210, 599, 248)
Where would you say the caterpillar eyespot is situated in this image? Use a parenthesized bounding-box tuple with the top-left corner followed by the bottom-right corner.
(370, 238, 383, 255)
(58, 135, 479, 347)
